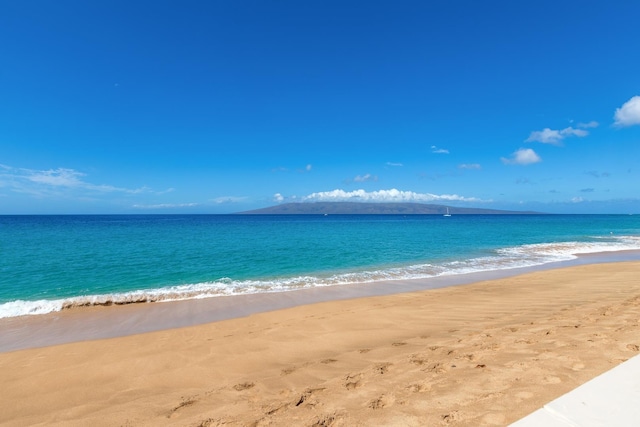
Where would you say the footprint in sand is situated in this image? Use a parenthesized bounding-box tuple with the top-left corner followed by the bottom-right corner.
(344, 373, 363, 390)
(374, 362, 392, 374)
(410, 354, 429, 365)
(368, 394, 394, 410)
(626, 344, 639, 352)
(406, 382, 430, 393)
(441, 410, 462, 424)
(311, 412, 342, 427)
(294, 387, 325, 408)
(167, 396, 198, 419)
(195, 418, 225, 427)
(571, 362, 585, 371)
(426, 362, 448, 374)
(233, 382, 255, 391)
(281, 366, 296, 376)
(457, 353, 476, 361)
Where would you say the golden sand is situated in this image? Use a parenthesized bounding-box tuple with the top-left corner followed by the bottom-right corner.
(1, 262, 639, 426)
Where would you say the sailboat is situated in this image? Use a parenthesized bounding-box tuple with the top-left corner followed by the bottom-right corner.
(443, 207, 452, 217)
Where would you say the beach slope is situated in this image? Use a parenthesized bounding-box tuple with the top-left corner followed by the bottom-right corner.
(1, 262, 639, 426)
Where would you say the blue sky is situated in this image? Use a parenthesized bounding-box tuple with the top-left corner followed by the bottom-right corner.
(1, 1, 639, 214)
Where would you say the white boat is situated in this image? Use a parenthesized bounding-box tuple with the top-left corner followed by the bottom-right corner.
(444, 207, 451, 217)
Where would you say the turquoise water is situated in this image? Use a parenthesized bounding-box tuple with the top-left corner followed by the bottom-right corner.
(1, 214, 640, 318)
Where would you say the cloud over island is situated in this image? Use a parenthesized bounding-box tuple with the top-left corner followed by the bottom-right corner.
(291, 188, 482, 203)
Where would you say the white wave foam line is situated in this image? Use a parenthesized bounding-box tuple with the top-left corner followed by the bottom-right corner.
(499, 236, 640, 259)
(2, 236, 639, 319)
(0, 299, 67, 319)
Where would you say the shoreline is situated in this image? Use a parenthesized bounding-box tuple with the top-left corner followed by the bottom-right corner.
(1, 260, 639, 425)
(2, 250, 640, 353)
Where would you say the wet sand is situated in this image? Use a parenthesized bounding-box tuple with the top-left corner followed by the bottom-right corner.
(3, 251, 639, 354)
(1, 261, 640, 426)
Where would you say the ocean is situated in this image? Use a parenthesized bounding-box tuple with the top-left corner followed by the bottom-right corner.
(2, 214, 640, 319)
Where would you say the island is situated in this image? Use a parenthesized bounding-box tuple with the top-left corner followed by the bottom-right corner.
(237, 202, 542, 215)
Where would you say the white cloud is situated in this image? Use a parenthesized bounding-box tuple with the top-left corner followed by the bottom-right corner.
(275, 164, 313, 173)
(577, 121, 599, 129)
(386, 162, 403, 167)
(294, 164, 313, 173)
(585, 170, 611, 178)
(302, 188, 481, 203)
(458, 163, 481, 170)
(133, 203, 199, 209)
(0, 164, 153, 196)
(501, 148, 542, 165)
(526, 128, 562, 144)
(431, 145, 449, 154)
(353, 173, 377, 182)
(27, 168, 86, 187)
(212, 196, 247, 204)
(561, 127, 588, 138)
(571, 197, 584, 203)
(614, 96, 640, 127)
(525, 126, 589, 145)
(273, 193, 284, 202)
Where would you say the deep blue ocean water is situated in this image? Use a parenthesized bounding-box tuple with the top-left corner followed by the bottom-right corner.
(1, 214, 639, 318)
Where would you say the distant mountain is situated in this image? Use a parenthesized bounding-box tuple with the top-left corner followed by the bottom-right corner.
(237, 202, 542, 215)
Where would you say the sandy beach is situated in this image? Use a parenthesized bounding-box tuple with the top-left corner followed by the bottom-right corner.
(1, 261, 639, 426)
